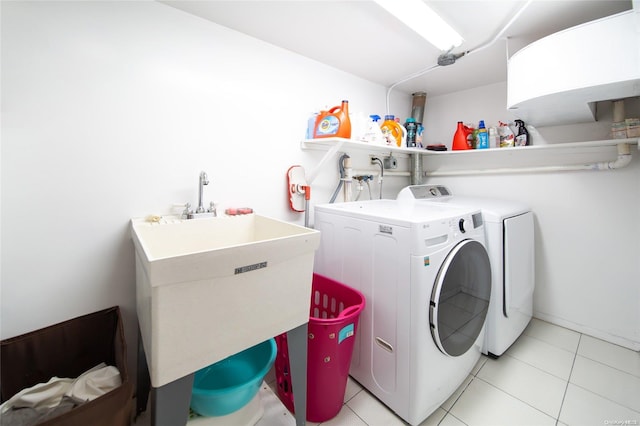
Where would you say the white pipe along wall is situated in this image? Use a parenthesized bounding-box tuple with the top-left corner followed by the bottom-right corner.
(427, 142, 634, 176)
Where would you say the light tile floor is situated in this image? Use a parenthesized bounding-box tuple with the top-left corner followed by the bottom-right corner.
(137, 319, 640, 426)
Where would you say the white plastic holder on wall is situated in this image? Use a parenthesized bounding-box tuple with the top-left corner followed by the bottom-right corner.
(287, 165, 308, 213)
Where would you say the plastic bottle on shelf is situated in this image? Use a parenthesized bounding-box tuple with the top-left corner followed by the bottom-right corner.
(476, 120, 489, 149)
(363, 115, 385, 145)
(452, 121, 472, 150)
(489, 126, 498, 148)
(306, 112, 318, 139)
(498, 121, 515, 147)
(514, 119, 530, 146)
(404, 117, 418, 147)
(313, 100, 351, 139)
(351, 111, 368, 142)
(416, 123, 424, 147)
(381, 115, 405, 147)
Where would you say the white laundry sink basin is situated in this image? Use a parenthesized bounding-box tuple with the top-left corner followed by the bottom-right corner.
(131, 214, 320, 387)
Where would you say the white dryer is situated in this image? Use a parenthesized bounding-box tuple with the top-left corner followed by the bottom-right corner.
(314, 199, 492, 425)
(397, 185, 535, 357)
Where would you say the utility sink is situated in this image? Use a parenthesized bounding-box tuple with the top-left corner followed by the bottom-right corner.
(131, 214, 320, 387)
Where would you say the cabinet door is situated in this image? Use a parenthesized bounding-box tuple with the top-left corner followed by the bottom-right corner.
(504, 212, 535, 318)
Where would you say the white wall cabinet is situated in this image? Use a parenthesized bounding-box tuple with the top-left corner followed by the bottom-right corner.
(507, 10, 640, 127)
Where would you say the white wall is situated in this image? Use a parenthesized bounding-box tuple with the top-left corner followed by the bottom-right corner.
(0, 1, 410, 379)
(422, 82, 640, 350)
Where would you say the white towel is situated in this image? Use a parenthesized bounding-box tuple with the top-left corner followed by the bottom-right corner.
(0, 363, 122, 413)
(0, 377, 74, 413)
(66, 363, 121, 403)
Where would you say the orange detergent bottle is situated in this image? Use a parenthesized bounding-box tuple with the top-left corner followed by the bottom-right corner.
(381, 115, 404, 146)
(313, 100, 351, 139)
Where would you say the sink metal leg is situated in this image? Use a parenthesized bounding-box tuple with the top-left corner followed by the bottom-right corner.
(136, 327, 151, 418)
(150, 373, 194, 426)
(137, 326, 193, 425)
(287, 323, 308, 426)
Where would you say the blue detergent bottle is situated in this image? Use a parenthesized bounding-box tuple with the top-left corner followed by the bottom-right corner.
(477, 120, 489, 149)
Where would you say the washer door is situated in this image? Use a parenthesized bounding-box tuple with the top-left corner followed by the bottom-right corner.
(430, 239, 492, 357)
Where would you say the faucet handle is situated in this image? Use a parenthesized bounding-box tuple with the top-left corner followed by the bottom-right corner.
(208, 201, 217, 217)
(181, 202, 192, 219)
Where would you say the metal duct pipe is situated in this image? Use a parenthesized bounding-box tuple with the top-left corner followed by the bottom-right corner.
(410, 153, 424, 184)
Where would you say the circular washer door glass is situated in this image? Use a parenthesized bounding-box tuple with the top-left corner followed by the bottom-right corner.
(430, 239, 491, 357)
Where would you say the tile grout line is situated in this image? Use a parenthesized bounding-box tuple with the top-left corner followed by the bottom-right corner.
(473, 374, 557, 423)
(444, 375, 476, 414)
(499, 351, 572, 383)
(528, 320, 640, 379)
(439, 366, 476, 426)
(522, 330, 579, 358)
(339, 385, 368, 425)
(439, 357, 486, 419)
(564, 337, 640, 416)
(576, 353, 640, 380)
(438, 411, 470, 426)
(555, 332, 582, 425)
(340, 404, 367, 426)
(567, 382, 640, 418)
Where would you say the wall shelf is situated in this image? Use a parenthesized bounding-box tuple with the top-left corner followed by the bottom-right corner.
(301, 137, 638, 174)
(300, 137, 423, 158)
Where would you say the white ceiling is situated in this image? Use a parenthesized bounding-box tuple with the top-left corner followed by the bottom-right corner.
(161, 0, 632, 97)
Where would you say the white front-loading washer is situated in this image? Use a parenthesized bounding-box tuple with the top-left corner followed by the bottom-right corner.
(314, 199, 492, 425)
(398, 185, 535, 357)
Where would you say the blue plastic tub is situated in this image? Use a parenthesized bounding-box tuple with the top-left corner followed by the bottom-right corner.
(190, 338, 277, 417)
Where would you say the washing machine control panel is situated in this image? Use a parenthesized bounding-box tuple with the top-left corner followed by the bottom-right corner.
(472, 212, 483, 228)
(457, 213, 483, 234)
(399, 185, 451, 200)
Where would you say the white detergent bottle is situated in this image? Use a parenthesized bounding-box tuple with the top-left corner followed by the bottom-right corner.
(363, 115, 385, 145)
(351, 111, 368, 141)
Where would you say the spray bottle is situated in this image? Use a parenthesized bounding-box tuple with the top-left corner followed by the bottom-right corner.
(514, 119, 530, 146)
(363, 115, 385, 145)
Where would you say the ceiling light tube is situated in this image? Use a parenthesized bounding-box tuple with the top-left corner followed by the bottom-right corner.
(374, 0, 464, 51)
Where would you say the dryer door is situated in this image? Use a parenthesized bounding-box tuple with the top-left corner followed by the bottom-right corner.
(430, 239, 492, 357)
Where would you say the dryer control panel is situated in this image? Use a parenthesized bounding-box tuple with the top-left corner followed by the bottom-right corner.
(397, 185, 452, 200)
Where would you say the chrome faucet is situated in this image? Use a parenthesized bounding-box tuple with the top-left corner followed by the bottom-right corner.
(183, 171, 216, 219)
(196, 171, 209, 213)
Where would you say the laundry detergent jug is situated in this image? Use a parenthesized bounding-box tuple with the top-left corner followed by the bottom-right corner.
(314, 100, 351, 139)
(381, 115, 406, 147)
(452, 121, 473, 150)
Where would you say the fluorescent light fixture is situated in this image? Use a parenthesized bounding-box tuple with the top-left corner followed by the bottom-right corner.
(374, 0, 464, 51)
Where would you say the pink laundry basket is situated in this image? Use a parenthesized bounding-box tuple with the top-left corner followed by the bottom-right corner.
(275, 273, 365, 423)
